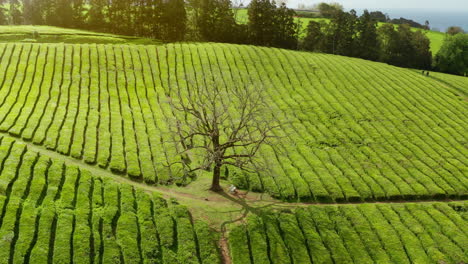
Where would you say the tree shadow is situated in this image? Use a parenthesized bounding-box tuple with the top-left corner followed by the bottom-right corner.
(214, 190, 294, 232)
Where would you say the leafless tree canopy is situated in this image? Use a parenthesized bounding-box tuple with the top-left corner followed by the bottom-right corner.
(166, 81, 278, 191)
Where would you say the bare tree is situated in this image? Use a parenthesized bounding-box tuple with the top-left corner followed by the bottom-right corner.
(166, 82, 278, 192)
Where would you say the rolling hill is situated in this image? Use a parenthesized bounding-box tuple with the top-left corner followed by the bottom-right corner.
(0, 42, 466, 202)
(0, 28, 466, 263)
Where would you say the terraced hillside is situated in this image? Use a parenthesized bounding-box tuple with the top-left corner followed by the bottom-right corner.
(0, 135, 219, 264)
(229, 202, 467, 264)
(0, 38, 467, 264)
(1, 134, 466, 264)
(0, 42, 466, 202)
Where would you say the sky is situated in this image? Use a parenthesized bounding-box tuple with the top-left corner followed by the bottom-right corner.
(288, 0, 468, 11)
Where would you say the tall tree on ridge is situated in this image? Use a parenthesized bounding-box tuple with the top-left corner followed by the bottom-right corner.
(197, 0, 238, 42)
(248, 0, 298, 48)
(302, 20, 325, 51)
(248, 0, 276, 46)
(161, 0, 187, 41)
(274, 2, 299, 49)
(0, 0, 8, 24)
(355, 10, 379, 60)
(326, 10, 357, 56)
(53, 0, 74, 27)
(23, 0, 45, 24)
(88, 0, 107, 30)
(9, 0, 22, 24)
(72, 0, 85, 27)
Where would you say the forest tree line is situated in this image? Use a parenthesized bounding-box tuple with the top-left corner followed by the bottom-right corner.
(0, 0, 465, 74)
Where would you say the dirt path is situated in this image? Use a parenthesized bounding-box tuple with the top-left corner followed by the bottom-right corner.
(2, 130, 466, 241)
(2, 132, 465, 213)
(219, 234, 232, 264)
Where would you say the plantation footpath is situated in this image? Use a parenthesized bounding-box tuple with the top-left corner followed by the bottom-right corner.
(0, 42, 466, 202)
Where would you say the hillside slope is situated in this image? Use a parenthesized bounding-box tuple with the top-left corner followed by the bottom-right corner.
(1, 133, 466, 263)
(0, 26, 161, 45)
(0, 42, 466, 203)
(0, 134, 220, 264)
(0, 40, 467, 264)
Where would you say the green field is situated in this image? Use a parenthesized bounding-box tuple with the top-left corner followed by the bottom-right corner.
(234, 9, 446, 53)
(1, 132, 466, 263)
(0, 27, 466, 263)
(0, 42, 466, 202)
(229, 202, 468, 264)
(0, 25, 161, 45)
(0, 135, 219, 263)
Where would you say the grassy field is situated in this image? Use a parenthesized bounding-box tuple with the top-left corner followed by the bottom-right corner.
(0, 25, 161, 45)
(234, 9, 446, 53)
(0, 27, 466, 263)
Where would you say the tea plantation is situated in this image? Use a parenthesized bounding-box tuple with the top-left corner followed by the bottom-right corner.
(0, 33, 466, 263)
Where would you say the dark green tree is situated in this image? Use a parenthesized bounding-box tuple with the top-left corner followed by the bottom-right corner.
(326, 10, 357, 56)
(302, 21, 323, 51)
(274, 3, 299, 49)
(0, 0, 8, 24)
(197, 0, 239, 43)
(355, 10, 379, 60)
(369, 11, 388, 22)
(411, 30, 432, 69)
(378, 24, 432, 69)
(248, 0, 276, 46)
(248, 0, 298, 48)
(161, 0, 187, 41)
(9, 0, 23, 24)
(53, 0, 74, 27)
(23, 0, 45, 24)
(72, 0, 85, 27)
(87, 0, 107, 30)
(435, 34, 468, 75)
(108, 0, 133, 34)
(377, 23, 398, 63)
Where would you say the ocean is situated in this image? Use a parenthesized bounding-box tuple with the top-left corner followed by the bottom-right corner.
(243, 0, 468, 32)
(353, 8, 468, 32)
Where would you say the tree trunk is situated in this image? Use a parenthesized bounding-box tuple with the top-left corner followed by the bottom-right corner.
(210, 163, 223, 192)
(211, 133, 223, 192)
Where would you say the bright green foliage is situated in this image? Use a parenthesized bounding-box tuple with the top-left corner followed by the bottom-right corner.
(0, 42, 466, 203)
(435, 33, 468, 76)
(0, 135, 218, 263)
(228, 224, 252, 264)
(230, 202, 468, 264)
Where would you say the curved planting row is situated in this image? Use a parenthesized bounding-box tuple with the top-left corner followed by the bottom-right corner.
(0, 42, 466, 202)
(0, 135, 220, 264)
(228, 202, 468, 264)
